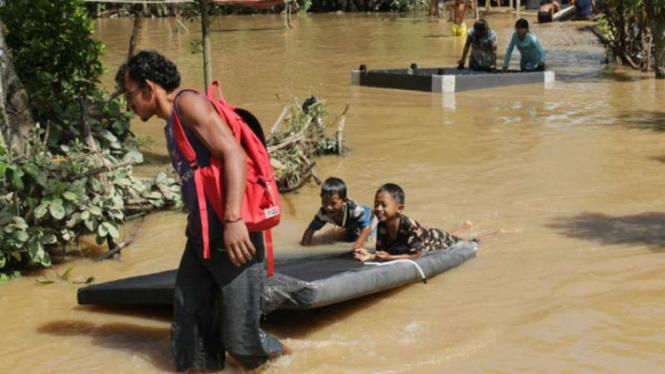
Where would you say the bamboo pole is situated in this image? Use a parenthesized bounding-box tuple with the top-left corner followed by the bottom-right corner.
(269, 106, 290, 137)
(199, 0, 212, 89)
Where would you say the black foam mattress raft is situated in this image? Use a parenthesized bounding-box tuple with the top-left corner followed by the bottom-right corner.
(77, 242, 477, 314)
(351, 64, 555, 93)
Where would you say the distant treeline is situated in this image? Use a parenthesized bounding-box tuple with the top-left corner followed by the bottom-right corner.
(83, 0, 429, 18)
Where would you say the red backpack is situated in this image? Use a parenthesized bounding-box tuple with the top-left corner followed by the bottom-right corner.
(172, 81, 281, 276)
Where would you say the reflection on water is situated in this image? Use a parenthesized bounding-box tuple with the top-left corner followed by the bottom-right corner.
(2, 13, 665, 374)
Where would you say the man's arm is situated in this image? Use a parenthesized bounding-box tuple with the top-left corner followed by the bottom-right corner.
(491, 32, 498, 70)
(491, 45, 498, 70)
(458, 36, 472, 67)
(502, 34, 516, 70)
(535, 37, 546, 66)
(177, 92, 254, 266)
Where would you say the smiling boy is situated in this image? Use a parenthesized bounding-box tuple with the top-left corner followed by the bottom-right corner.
(354, 183, 463, 261)
(301, 177, 374, 251)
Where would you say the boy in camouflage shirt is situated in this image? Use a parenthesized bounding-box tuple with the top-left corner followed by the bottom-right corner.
(354, 183, 468, 262)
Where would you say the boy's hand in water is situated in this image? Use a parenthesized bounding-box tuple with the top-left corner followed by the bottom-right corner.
(353, 248, 374, 261)
(375, 251, 392, 261)
(223, 220, 256, 266)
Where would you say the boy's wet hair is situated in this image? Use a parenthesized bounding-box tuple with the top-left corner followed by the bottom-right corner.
(115, 50, 181, 93)
(515, 18, 529, 30)
(321, 177, 347, 199)
(376, 183, 405, 205)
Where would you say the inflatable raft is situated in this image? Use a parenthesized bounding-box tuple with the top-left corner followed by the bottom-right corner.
(351, 64, 555, 93)
(77, 242, 476, 314)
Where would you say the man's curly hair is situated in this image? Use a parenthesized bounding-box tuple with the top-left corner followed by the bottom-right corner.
(115, 50, 181, 93)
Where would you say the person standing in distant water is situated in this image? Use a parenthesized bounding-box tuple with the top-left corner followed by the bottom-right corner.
(447, 0, 470, 37)
(538, 0, 561, 23)
(502, 19, 546, 72)
(572, 0, 596, 20)
(458, 19, 498, 72)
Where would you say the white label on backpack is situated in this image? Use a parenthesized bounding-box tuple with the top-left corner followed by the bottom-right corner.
(264, 206, 280, 219)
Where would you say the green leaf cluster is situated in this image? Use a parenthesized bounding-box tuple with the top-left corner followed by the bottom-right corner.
(0, 0, 132, 149)
(0, 130, 181, 277)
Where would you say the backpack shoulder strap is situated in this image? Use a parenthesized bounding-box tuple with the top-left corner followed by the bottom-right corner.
(172, 89, 202, 168)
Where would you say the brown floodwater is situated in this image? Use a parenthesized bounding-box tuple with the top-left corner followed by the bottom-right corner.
(2, 13, 665, 374)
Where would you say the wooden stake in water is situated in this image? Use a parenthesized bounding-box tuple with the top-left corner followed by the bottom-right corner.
(517, 0, 521, 18)
(199, 0, 212, 88)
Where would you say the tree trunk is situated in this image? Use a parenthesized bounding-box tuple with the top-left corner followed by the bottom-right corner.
(645, 0, 665, 79)
(0, 26, 33, 153)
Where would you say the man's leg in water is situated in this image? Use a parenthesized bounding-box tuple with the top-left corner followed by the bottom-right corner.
(172, 240, 224, 372)
(207, 232, 285, 369)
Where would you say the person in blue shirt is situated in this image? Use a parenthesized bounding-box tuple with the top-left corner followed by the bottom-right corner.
(502, 18, 546, 72)
(572, 0, 596, 20)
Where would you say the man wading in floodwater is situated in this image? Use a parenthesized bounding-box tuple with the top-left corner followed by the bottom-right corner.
(116, 51, 290, 372)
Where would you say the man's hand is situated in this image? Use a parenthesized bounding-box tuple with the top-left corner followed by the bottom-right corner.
(223, 221, 256, 266)
(375, 251, 392, 261)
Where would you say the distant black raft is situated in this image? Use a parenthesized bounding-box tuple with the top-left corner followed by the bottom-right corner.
(77, 242, 476, 314)
(351, 64, 555, 93)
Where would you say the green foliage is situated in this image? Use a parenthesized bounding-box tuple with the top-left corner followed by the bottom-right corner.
(35, 266, 95, 285)
(0, 271, 21, 285)
(0, 0, 131, 148)
(299, 0, 313, 12)
(601, 0, 665, 74)
(0, 130, 181, 277)
(0, 0, 103, 123)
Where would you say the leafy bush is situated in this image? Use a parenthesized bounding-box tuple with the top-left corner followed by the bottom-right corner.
(0, 0, 131, 148)
(0, 130, 181, 276)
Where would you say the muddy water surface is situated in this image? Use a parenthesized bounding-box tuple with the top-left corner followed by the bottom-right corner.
(2, 13, 664, 374)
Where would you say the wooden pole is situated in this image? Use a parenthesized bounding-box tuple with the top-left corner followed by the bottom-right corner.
(516, 0, 520, 18)
(199, 0, 212, 88)
(127, 10, 143, 59)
